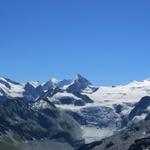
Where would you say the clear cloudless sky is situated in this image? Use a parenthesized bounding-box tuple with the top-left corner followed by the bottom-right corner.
(0, 0, 150, 85)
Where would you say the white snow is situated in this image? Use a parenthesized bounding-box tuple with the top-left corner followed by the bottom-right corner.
(81, 126, 114, 143)
(132, 113, 147, 123)
(28, 81, 40, 88)
(49, 91, 81, 102)
(8, 83, 24, 97)
(42, 78, 60, 89)
(86, 79, 150, 106)
(147, 106, 150, 111)
(62, 83, 72, 90)
(1, 76, 150, 111)
(82, 85, 97, 93)
(51, 78, 60, 84)
(0, 77, 24, 97)
(32, 99, 53, 110)
(61, 74, 89, 90)
(120, 105, 134, 115)
(61, 80, 74, 90)
(1, 76, 150, 143)
(0, 77, 9, 82)
(56, 104, 84, 110)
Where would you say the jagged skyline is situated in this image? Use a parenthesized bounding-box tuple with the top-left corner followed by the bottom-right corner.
(0, 0, 150, 85)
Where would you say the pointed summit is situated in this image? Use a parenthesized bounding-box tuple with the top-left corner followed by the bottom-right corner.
(72, 74, 92, 87)
(26, 81, 40, 88)
(51, 78, 59, 84)
(42, 78, 60, 91)
(75, 74, 84, 79)
(66, 74, 93, 93)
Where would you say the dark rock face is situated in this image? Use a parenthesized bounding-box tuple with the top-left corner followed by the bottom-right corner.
(0, 77, 20, 89)
(55, 96, 91, 106)
(42, 80, 55, 91)
(73, 92, 93, 103)
(145, 113, 150, 121)
(66, 106, 121, 131)
(0, 89, 6, 97)
(59, 97, 81, 105)
(66, 74, 92, 93)
(3, 77, 20, 85)
(42, 88, 63, 98)
(77, 141, 103, 150)
(66, 111, 86, 125)
(128, 137, 150, 150)
(74, 100, 85, 106)
(80, 106, 121, 128)
(42, 88, 93, 106)
(42, 79, 71, 91)
(35, 74, 97, 94)
(128, 96, 150, 121)
(0, 97, 84, 147)
(57, 79, 72, 88)
(24, 83, 44, 101)
(114, 104, 123, 114)
(0, 80, 11, 89)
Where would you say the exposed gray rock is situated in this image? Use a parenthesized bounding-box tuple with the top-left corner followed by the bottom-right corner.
(0, 96, 84, 149)
(77, 119, 150, 150)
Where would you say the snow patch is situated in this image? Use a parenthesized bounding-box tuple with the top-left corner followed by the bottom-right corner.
(50, 92, 81, 102)
(32, 99, 53, 110)
(81, 126, 114, 143)
(28, 81, 40, 88)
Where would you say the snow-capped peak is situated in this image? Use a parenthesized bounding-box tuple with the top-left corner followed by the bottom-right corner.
(42, 74, 93, 93)
(73, 74, 91, 84)
(27, 81, 40, 88)
(64, 74, 95, 93)
(0, 77, 8, 82)
(2, 75, 150, 106)
(0, 77, 20, 86)
(75, 74, 85, 80)
(0, 77, 24, 98)
(42, 78, 60, 91)
(51, 78, 60, 84)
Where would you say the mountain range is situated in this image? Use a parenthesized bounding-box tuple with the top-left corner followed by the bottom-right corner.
(1, 74, 150, 149)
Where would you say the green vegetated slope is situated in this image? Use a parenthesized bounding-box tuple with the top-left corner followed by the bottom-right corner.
(0, 140, 20, 150)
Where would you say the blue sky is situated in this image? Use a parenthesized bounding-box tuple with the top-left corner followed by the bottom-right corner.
(0, 0, 150, 85)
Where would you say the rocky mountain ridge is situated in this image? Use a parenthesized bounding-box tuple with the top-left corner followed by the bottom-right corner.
(1, 75, 150, 145)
